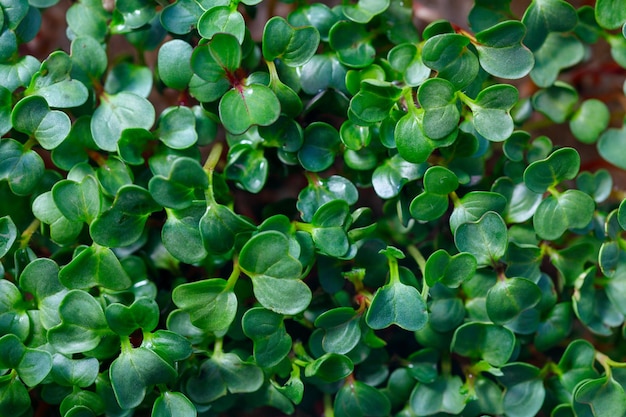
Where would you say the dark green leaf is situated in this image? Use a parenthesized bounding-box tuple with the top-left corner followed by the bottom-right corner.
(598, 124, 626, 170)
(422, 33, 479, 89)
(486, 277, 542, 324)
(521, 0, 578, 50)
(0, 138, 45, 196)
(172, 279, 237, 333)
(523, 147, 580, 193)
(197, 6, 245, 43)
(334, 380, 391, 417)
(533, 190, 595, 240)
(417, 78, 460, 140)
(47, 290, 109, 354)
(91, 92, 155, 152)
(595, 0, 626, 29)
(570, 99, 610, 144)
(52, 175, 101, 224)
(474, 20, 534, 79)
(329, 21, 375, 68)
(59, 244, 132, 290)
(298, 122, 340, 172)
(90, 185, 161, 247)
(451, 322, 515, 366)
(425, 249, 477, 287)
(0, 216, 17, 258)
(366, 281, 427, 331)
(410, 375, 467, 415)
(262, 16, 319, 66)
(110, 346, 177, 409)
(530, 33, 584, 87)
(455, 211, 507, 267)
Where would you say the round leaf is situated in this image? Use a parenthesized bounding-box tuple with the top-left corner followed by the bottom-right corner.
(455, 211, 508, 267)
(486, 277, 542, 324)
(451, 322, 515, 367)
(219, 84, 280, 135)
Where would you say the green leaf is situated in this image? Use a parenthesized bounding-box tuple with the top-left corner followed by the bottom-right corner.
(422, 33, 479, 90)
(50, 354, 99, 388)
(90, 185, 161, 247)
(417, 78, 460, 140)
(105, 297, 159, 336)
(225, 143, 268, 193)
(532, 81, 578, 123)
(156, 106, 198, 149)
(91, 92, 155, 152)
(200, 202, 254, 255)
(534, 301, 573, 350)
(297, 175, 358, 222)
(486, 277, 542, 324)
(394, 112, 439, 163)
(573, 376, 626, 417)
(197, 6, 245, 43)
(521, 0, 578, 50)
(410, 192, 450, 222)
(349, 80, 402, 125)
(595, 0, 626, 29)
(0, 334, 52, 387)
(32, 192, 83, 246)
(172, 278, 237, 333)
(242, 307, 292, 368)
(110, 346, 177, 410)
(468, 84, 518, 142)
(0, 55, 40, 92)
(455, 211, 508, 267)
(47, 290, 109, 354)
(262, 16, 319, 66)
(343, 0, 390, 24)
(570, 99, 610, 144)
(451, 322, 515, 366)
(305, 353, 353, 382)
(598, 124, 626, 170)
(25, 51, 89, 108)
(410, 375, 467, 415)
(523, 147, 580, 193)
(619, 199, 626, 230)
(70, 36, 107, 83)
(0, 86, 11, 135)
(59, 244, 132, 290)
(334, 380, 391, 417)
(0, 216, 17, 258)
(329, 21, 375, 68)
(498, 363, 546, 417)
(104, 62, 152, 98)
(449, 191, 507, 233)
(11, 95, 70, 150)
(425, 249, 477, 288)
(422, 165, 459, 194)
(387, 43, 430, 87)
(149, 157, 207, 210)
(311, 200, 351, 257)
(533, 190, 595, 240)
(299, 53, 347, 94)
(314, 307, 361, 354)
(157, 39, 193, 90)
(366, 281, 427, 331)
(298, 122, 340, 172)
(0, 375, 30, 416)
(0, 138, 45, 196)
(152, 391, 196, 417)
(160, 0, 203, 34)
(372, 154, 426, 199)
(474, 20, 534, 79)
(577, 169, 613, 203)
(185, 353, 264, 404)
(52, 175, 101, 224)
(530, 33, 584, 87)
(219, 84, 280, 135)
(240, 231, 310, 315)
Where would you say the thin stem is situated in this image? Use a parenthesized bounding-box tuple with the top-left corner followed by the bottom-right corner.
(19, 218, 40, 250)
(407, 245, 429, 299)
(225, 260, 240, 291)
(203, 142, 223, 205)
(323, 393, 335, 417)
(213, 337, 224, 357)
